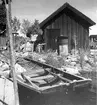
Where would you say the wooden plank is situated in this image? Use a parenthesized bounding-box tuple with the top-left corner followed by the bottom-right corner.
(83, 27, 86, 49)
(63, 14, 67, 36)
(57, 17, 61, 29)
(80, 25, 83, 49)
(32, 79, 47, 84)
(78, 23, 81, 48)
(24, 69, 44, 75)
(52, 22, 54, 29)
(54, 19, 57, 29)
(25, 73, 40, 78)
(70, 19, 74, 49)
(20, 74, 39, 89)
(40, 82, 67, 91)
(74, 21, 78, 49)
(53, 21, 55, 28)
(60, 15, 63, 35)
(85, 28, 89, 49)
(0, 77, 14, 105)
(44, 29, 48, 51)
(30, 75, 54, 81)
(0, 78, 5, 105)
(84, 28, 87, 49)
(62, 14, 64, 35)
(76, 22, 79, 48)
(45, 69, 71, 82)
(17, 78, 41, 93)
(82, 26, 84, 49)
(56, 18, 60, 29)
(67, 16, 71, 52)
(5, 0, 20, 105)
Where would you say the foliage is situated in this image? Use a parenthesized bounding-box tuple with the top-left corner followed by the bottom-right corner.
(21, 19, 31, 35)
(26, 19, 43, 38)
(11, 16, 21, 32)
(24, 50, 97, 92)
(13, 35, 27, 52)
(90, 41, 97, 49)
(2, 0, 12, 4)
(44, 52, 65, 68)
(0, 3, 6, 25)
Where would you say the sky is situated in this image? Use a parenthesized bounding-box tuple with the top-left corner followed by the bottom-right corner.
(11, 0, 97, 35)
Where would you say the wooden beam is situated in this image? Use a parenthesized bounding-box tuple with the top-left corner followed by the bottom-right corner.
(4, 0, 20, 105)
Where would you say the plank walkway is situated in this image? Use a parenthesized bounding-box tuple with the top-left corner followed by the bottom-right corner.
(0, 77, 14, 105)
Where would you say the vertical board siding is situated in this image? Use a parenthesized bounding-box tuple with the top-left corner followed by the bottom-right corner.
(82, 26, 84, 49)
(83, 28, 86, 49)
(57, 18, 60, 29)
(78, 23, 80, 48)
(86, 28, 89, 49)
(67, 16, 71, 52)
(56, 19, 59, 29)
(71, 18, 73, 49)
(52, 22, 54, 29)
(54, 20, 57, 29)
(80, 25, 83, 48)
(43, 11, 90, 51)
(58, 16, 61, 31)
(62, 14, 64, 35)
(60, 15, 63, 35)
(44, 29, 48, 50)
(76, 22, 79, 48)
(64, 14, 68, 37)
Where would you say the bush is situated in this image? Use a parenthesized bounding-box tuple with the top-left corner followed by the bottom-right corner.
(45, 52, 65, 68)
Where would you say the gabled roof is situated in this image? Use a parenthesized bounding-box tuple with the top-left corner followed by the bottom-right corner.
(40, 2, 96, 28)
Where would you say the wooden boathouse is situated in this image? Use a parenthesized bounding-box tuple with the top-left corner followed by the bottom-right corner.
(40, 2, 96, 54)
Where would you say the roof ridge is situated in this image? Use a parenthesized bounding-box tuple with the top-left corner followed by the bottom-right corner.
(40, 2, 96, 28)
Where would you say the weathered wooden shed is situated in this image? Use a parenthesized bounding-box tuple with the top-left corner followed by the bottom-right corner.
(40, 2, 96, 53)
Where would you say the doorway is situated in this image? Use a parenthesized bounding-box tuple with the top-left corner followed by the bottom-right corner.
(46, 29, 60, 51)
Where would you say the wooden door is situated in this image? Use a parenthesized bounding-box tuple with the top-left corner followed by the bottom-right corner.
(46, 29, 60, 51)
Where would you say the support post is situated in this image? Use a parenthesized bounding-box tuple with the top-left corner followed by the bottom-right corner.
(4, 0, 20, 105)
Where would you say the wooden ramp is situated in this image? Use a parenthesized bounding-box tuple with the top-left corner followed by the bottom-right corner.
(0, 77, 14, 105)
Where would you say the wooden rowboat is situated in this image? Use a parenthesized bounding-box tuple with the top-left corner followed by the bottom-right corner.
(15, 58, 92, 94)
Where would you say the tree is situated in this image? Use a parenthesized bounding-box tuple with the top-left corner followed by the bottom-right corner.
(2, 0, 12, 4)
(26, 19, 43, 52)
(21, 19, 31, 35)
(26, 19, 43, 38)
(11, 16, 21, 33)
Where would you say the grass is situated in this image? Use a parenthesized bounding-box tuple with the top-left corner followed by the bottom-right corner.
(26, 49, 97, 92)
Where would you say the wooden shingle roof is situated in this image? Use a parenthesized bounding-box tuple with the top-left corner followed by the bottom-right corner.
(40, 2, 96, 28)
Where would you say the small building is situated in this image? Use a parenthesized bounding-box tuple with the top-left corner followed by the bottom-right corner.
(40, 2, 96, 54)
(89, 35, 97, 49)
